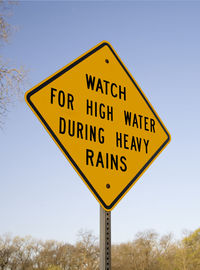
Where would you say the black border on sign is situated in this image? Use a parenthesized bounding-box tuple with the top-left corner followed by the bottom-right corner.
(26, 42, 170, 210)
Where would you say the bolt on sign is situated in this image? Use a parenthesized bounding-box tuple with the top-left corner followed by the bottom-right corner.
(25, 41, 171, 211)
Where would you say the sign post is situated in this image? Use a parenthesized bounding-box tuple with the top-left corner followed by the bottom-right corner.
(25, 41, 171, 269)
(100, 206, 111, 270)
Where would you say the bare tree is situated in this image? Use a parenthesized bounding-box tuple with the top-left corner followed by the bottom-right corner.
(0, 234, 16, 270)
(75, 230, 99, 270)
(0, 0, 26, 127)
(0, 229, 200, 270)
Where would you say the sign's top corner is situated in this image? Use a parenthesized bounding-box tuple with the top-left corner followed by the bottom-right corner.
(96, 40, 113, 49)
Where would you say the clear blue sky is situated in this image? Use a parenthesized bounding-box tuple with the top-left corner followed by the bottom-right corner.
(1, 1, 200, 244)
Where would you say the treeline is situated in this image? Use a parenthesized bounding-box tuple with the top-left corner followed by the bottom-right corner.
(0, 228, 200, 270)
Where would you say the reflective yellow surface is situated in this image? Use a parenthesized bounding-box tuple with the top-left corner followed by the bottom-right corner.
(25, 41, 170, 211)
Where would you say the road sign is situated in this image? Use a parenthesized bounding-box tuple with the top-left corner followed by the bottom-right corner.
(25, 41, 170, 211)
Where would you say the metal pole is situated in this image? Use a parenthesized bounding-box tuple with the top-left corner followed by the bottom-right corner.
(100, 205, 111, 270)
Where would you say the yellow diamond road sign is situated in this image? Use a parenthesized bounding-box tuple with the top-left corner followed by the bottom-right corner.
(25, 41, 170, 211)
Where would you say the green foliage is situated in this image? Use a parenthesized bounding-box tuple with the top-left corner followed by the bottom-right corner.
(47, 266, 62, 270)
(180, 228, 200, 270)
